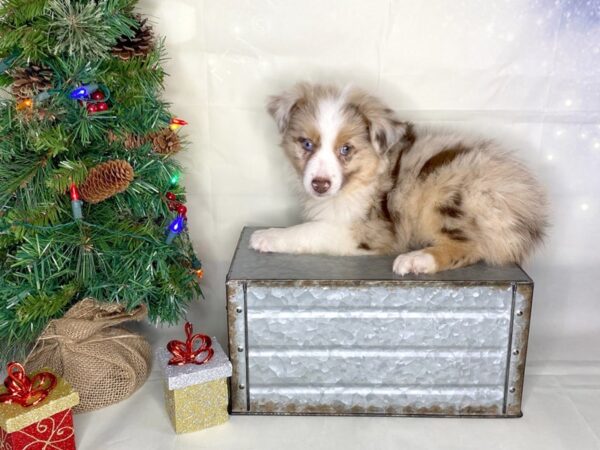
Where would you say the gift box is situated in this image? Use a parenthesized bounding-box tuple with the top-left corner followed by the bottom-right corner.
(0, 364, 80, 450)
(157, 324, 232, 433)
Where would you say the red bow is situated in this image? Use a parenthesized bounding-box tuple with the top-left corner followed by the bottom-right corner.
(167, 322, 214, 366)
(0, 362, 57, 408)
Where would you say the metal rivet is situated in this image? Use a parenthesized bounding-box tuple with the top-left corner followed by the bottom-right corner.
(235, 306, 243, 313)
(237, 346, 244, 352)
(509, 386, 516, 393)
(239, 384, 245, 390)
(516, 310, 524, 316)
(512, 349, 520, 356)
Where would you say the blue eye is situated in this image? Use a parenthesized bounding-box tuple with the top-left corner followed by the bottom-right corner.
(340, 145, 351, 156)
(300, 138, 314, 152)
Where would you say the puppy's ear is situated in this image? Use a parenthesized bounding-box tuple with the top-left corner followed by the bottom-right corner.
(369, 114, 410, 154)
(267, 83, 308, 134)
(352, 93, 408, 154)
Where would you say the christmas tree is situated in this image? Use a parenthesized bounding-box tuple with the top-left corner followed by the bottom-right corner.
(0, 0, 202, 361)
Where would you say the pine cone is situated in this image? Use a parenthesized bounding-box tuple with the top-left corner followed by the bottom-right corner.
(80, 160, 135, 204)
(124, 133, 146, 150)
(112, 16, 154, 61)
(108, 130, 146, 150)
(107, 130, 120, 145)
(149, 128, 181, 155)
(11, 64, 53, 100)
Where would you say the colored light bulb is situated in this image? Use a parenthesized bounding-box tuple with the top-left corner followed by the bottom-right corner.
(166, 215, 185, 244)
(69, 183, 83, 220)
(165, 192, 176, 201)
(169, 172, 180, 185)
(70, 183, 80, 201)
(169, 118, 188, 131)
(16, 98, 33, 110)
(70, 83, 99, 100)
(169, 215, 184, 233)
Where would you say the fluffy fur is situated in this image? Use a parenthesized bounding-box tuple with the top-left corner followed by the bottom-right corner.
(250, 82, 548, 275)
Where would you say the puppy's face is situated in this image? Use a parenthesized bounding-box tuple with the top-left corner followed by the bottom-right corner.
(268, 83, 406, 198)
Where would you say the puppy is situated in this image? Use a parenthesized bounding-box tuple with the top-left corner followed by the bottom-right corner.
(250, 83, 548, 275)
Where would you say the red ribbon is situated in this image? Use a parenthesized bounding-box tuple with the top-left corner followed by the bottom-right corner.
(167, 322, 214, 366)
(0, 362, 57, 408)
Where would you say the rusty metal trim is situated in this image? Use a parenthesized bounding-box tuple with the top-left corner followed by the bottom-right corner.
(231, 411, 523, 418)
(505, 282, 534, 416)
(502, 283, 517, 414)
(246, 279, 515, 289)
(226, 281, 249, 412)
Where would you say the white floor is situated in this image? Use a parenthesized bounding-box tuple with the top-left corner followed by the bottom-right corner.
(74, 360, 600, 450)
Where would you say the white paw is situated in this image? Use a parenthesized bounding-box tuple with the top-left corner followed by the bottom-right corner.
(249, 228, 286, 253)
(393, 250, 437, 276)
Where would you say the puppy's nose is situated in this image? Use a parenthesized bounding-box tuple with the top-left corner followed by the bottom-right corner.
(311, 178, 331, 194)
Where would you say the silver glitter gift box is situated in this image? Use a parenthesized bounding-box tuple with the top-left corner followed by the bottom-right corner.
(226, 227, 534, 417)
(157, 338, 232, 433)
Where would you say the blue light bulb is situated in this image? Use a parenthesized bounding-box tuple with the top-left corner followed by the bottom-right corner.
(70, 83, 99, 100)
(170, 215, 184, 233)
(166, 215, 185, 244)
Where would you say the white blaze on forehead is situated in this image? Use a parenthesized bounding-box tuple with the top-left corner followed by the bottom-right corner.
(303, 95, 345, 197)
(317, 95, 346, 150)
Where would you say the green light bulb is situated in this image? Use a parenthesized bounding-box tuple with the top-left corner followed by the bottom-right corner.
(170, 172, 180, 185)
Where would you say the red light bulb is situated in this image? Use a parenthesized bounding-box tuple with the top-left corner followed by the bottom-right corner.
(69, 183, 83, 219)
(165, 192, 176, 201)
(87, 103, 99, 114)
(97, 102, 109, 111)
(177, 205, 187, 217)
(70, 183, 80, 201)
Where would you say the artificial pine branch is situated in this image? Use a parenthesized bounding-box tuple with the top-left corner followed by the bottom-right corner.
(0, 1, 202, 361)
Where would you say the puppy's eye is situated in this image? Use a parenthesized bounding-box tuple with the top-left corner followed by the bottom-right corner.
(300, 138, 314, 152)
(339, 145, 351, 156)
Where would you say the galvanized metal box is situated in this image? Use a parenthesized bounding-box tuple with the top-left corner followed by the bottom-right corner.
(226, 227, 534, 417)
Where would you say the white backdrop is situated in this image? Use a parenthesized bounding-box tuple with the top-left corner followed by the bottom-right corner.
(72, 1, 600, 449)
(136, 0, 600, 366)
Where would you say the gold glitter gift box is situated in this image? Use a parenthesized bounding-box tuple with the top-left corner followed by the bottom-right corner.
(157, 338, 232, 433)
(0, 367, 79, 450)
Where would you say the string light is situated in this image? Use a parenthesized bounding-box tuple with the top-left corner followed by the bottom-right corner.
(16, 98, 33, 110)
(166, 215, 185, 244)
(169, 171, 181, 185)
(70, 83, 99, 100)
(169, 118, 188, 131)
(70, 84, 111, 114)
(35, 90, 54, 102)
(15, 90, 59, 111)
(69, 183, 83, 220)
(192, 257, 203, 280)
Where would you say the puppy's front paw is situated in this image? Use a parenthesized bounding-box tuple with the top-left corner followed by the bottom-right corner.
(393, 250, 437, 276)
(249, 228, 286, 253)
